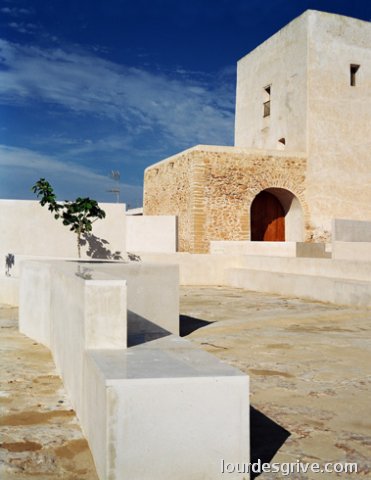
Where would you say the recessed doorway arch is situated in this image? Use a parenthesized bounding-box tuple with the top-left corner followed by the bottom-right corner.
(250, 188, 303, 241)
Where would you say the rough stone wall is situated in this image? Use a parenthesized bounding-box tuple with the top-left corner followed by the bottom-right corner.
(144, 146, 309, 253)
(143, 153, 194, 252)
(201, 149, 308, 252)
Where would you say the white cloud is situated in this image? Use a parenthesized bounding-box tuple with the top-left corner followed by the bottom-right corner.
(1, 7, 33, 16)
(7, 22, 37, 34)
(0, 39, 235, 148)
(0, 144, 142, 204)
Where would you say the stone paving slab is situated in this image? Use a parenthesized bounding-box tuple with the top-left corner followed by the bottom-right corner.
(0, 305, 98, 480)
(180, 286, 371, 479)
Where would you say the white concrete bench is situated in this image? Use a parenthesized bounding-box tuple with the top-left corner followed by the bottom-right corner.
(19, 260, 250, 480)
(85, 336, 249, 480)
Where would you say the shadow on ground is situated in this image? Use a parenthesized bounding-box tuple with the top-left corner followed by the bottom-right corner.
(179, 314, 213, 337)
(250, 406, 290, 478)
(180, 314, 290, 478)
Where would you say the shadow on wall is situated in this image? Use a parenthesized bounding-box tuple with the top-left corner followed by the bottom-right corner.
(79, 233, 123, 260)
(127, 311, 172, 347)
(5, 253, 15, 277)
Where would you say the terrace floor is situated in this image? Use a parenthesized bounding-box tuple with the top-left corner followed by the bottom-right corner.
(181, 286, 371, 479)
(0, 305, 98, 480)
(1, 286, 371, 479)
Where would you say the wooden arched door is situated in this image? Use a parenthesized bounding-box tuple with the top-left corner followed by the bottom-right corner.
(251, 191, 285, 241)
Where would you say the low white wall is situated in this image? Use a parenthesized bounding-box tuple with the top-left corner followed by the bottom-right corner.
(332, 242, 371, 261)
(0, 199, 126, 259)
(332, 218, 371, 242)
(19, 261, 127, 350)
(19, 260, 250, 480)
(226, 268, 371, 307)
(2, 252, 239, 304)
(19, 261, 53, 345)
(18, 259, 179, 337)
(6, 251, 371, 309)
(0, 277, 19, 306)
(210, 241, 298, 256)
(210, 241, 329, 258)
(126, 215, 176, 253)
(20, 261, 126, 480)
(139, 253, 244, 285)
(93, 262, 179, 336)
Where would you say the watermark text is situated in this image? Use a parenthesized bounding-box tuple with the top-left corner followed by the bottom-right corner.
(221, 459, 358, 476)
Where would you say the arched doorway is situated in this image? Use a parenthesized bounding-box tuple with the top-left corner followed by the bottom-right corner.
(251, 191, 285, 241)
(250, 188, 304, 242)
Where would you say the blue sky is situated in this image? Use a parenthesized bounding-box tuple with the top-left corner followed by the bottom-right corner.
(1, 0, 370, 207)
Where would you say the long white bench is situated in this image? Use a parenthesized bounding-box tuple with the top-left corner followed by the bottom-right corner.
(19, 260, 250, 480)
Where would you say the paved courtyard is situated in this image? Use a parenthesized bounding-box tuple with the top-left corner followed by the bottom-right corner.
(181, 286, 371, 479)
(0, 305, 98, 480)
(1, 286, 371, 479)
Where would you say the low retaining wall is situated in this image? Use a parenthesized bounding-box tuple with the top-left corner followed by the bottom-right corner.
(332, 218, 371, 242)
(19, 260, 250, 480)
(138, 252, 244, 285)
(332, 241, 371, 261)
(210, 241, 329, 258)
(226, 267, 371, 307)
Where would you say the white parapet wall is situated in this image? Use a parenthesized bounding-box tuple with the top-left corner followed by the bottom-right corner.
(332, 242, 371, 261)
(331, 219, 371, 261)
(210, 241, 298, 256)
(210, 241, 329, 258)
(332, 218, 371, 242)
(138, 252, 245, 285)
(91, 262, 180, 337)
(19, 260, 250, 480)
(0, 199, 126, 259)
(138, 252, 371, 307)
(126, 215, 177, 253)
(19, 260, 180, 340)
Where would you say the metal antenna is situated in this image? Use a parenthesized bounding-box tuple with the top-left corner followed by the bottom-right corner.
(107, 170, 121, 203)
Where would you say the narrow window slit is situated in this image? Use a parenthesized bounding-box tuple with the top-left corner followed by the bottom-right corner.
(350, 64, 360, 86)
(263, 85, 271, 117)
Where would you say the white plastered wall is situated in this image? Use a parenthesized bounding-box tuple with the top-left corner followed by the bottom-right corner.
(0, 200, 126, 258)
(306, 11, 371, 235)
(235, 11, 308, 151)
(126, 215, 177, 253)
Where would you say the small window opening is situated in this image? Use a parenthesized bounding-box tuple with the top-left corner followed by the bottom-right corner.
(263, 85, 271, 117)
(350, 64, 360, 86)
(277, 138, 286, 150)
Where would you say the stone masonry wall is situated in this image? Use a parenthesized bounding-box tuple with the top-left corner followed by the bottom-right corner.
(143, 153, 194, 252)
(144, 146, 309, 253)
